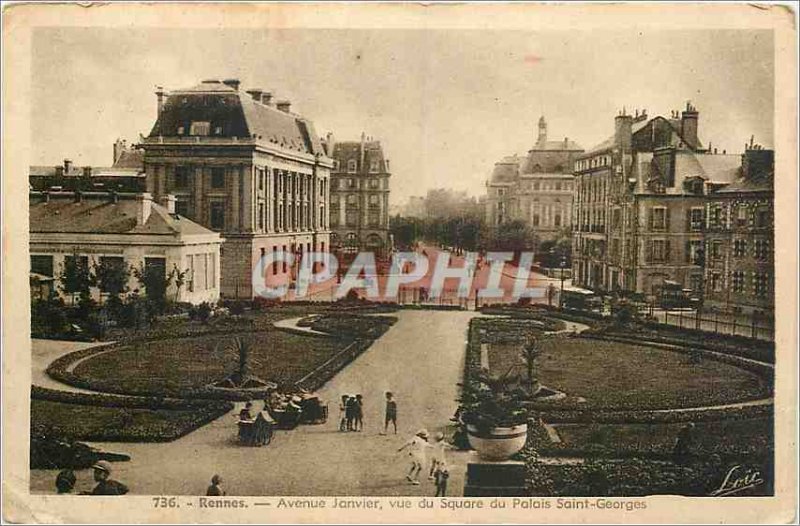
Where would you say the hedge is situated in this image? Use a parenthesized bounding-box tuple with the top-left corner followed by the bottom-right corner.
(31, 385, 232, 411)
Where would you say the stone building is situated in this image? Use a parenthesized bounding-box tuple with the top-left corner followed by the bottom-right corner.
(29, 191, 221, 304)
(572, 104, 742, 297)
(140, 79, 332, 298)
(29, 140, 146, 193)
(703, 147, 774, 316)
(326, 133, 391, 256)
(485, 116, 582, 241)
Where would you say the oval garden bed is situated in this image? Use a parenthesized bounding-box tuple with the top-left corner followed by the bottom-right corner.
(488, 337, 771, 411)
(53, 314, 397, 399)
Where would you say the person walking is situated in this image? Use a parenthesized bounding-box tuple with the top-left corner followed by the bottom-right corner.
(398, 429, 430, 485)
(381, 392, 397, 435)
(206, 474, 226, 496)
(354, 394, 364, 432)
(345, 395, 356, 431)
(434, 461, 450, 497)
(89, 460, 129, 495)
(338, 394, 348, 432)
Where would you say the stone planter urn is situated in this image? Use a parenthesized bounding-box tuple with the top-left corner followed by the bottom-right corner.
(466, 422, 528, 461)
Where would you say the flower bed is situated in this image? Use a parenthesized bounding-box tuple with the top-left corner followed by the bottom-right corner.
(532, 402, 773, 424)
(31, 385, 228, 410)
(525, 455, 774, 496)
(465, 318, 772, 416)
(545, 417, 773, 459)
(31, 399, 233, 443)
(598, 326, 775, 364)
(61, 331, 350, 396)
(306, 314, 398, 340)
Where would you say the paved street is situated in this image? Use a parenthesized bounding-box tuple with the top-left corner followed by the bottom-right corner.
(30, 310, 479, 496)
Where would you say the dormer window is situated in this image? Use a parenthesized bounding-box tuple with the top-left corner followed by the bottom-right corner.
(213, 126, 223, 136)
(347, 160, 357, 173)
(177, 126, 185, 135)
(370, 160, 379, 173)
(190, 121, 211, 136)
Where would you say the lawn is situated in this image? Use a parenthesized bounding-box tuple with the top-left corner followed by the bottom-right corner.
(71, 331, 350, 394)
(487, 337, 771, 410)
(551, 417, 774, 458)
(30, 400, 231, 443)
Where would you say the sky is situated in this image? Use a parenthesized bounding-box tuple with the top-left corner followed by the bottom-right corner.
(32, 28, 774, 204)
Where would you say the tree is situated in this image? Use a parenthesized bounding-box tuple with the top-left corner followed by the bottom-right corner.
(92, 258, 130, 303)
(521, 338, 542, 395)
(59, 253, 92, 305)
(488, 220, 536, 254)
(172, 264, 189, 302)
(132, 262, 175, 313)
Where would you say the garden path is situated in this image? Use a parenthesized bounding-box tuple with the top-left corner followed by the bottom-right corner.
(30, 310, 481, 496)
(31, 339, 111, 394)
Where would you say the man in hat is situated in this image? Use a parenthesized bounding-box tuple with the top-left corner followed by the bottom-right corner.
(90, 460, 129, 495)
(398, 429, 430, 485)
(206, 474, 226, 496)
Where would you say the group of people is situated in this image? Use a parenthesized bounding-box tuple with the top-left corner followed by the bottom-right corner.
(338, 391, 398, 434)
(339, 394, 364, 432)
(54, 460, 129, 495)
(398, 429, 451, 496)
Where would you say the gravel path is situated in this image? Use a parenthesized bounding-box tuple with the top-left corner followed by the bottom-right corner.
(31, 339, 111, 394)
(30, 310, 481, 496)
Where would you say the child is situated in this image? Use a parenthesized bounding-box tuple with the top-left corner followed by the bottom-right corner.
(434, 462, 449, 497)
(345, 395, 356, 431)
(381, 391, 397, 435)
(398, 429, 430, 485)
(428, 432, 452, 480)
(354, 394, 364, 432)
(339, 395, 348, 432)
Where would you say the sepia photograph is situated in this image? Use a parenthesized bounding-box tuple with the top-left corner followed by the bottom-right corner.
(2, 2, 797, 524)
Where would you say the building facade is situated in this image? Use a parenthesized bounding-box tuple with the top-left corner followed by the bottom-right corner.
(30, 191, 222, 304)
(572, 104, 742, 297)
(485, 116, 582, 241)
(141, 79, 332, 298)
(327, 133, 391, 256)
(703, 148, 774, 316)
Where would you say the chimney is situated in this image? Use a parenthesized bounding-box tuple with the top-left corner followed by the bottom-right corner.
(261, 92, 273, 106)
(653, 146, 676, 187)
(55, 166, 64, 177)
(160, 194, 177, 214)
(222, 78, 240, 91)
(614, 109, 633, 151)
(155, 86, 165, 117)
(246, 88, 263, 102)
(325, 132, 335, 157)
(63, 159, 73, 174)
(681, 101, 699, 150)
(276, 100, 291, 113)
(82, 166, 92, 178)
(136, 193, 153, 226)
